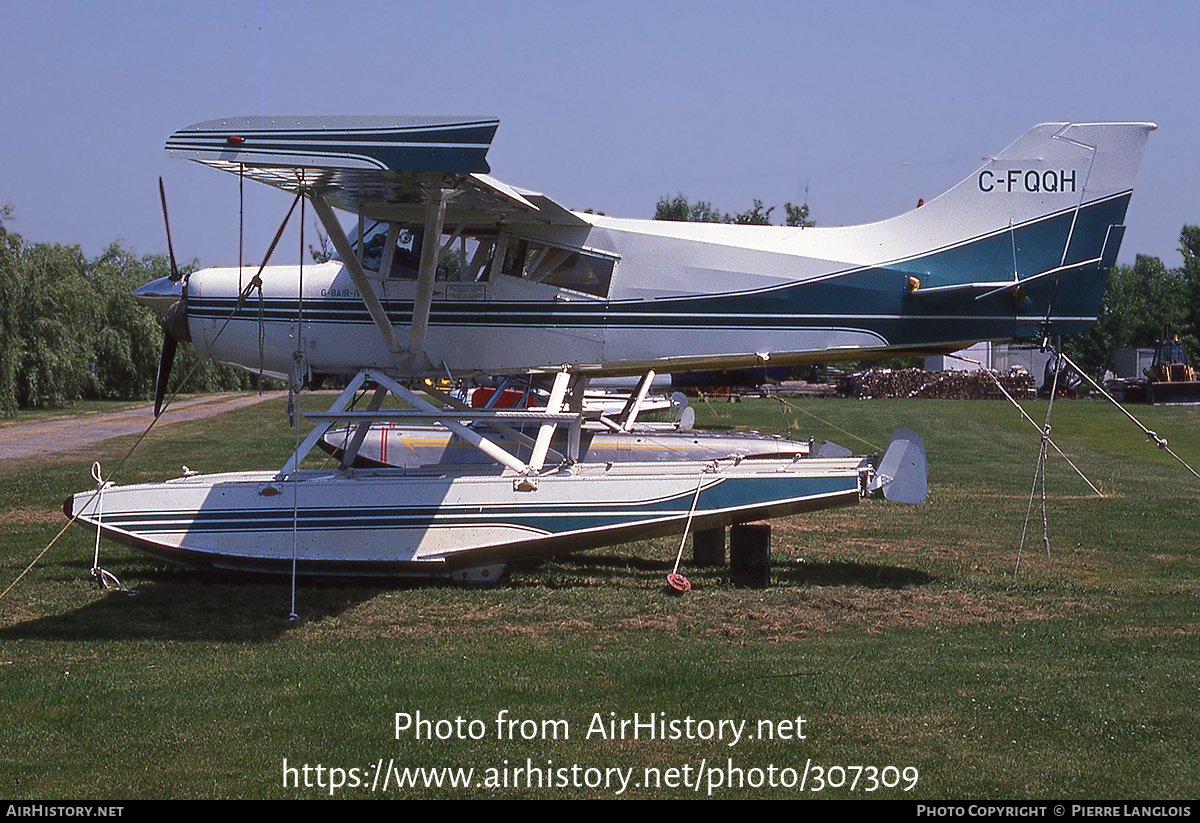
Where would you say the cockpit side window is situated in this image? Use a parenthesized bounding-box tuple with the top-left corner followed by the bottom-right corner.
(528, 250, 615, 296)
(494, 236, 615, 297)
(336, 223, 614, 294)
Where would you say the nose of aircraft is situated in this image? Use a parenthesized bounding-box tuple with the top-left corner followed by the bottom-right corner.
(130, 276, 183, 313)
(131, 273, 190, 417)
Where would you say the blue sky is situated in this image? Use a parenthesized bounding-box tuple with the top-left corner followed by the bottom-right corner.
(3, 1, 1196, 270)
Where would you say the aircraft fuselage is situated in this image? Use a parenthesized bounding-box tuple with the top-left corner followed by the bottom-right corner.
(140, 121, 1154, 384)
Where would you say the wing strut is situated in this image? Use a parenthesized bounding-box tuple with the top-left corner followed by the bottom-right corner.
(308, 191, 404, 357)
(291, 369, 586, 475)
(419, 382, 568, 466)
(406, 188, 451, 370)
(619, 370, 657, 432)
(528, 369, 572, 472)
(309, 186, 452, 374)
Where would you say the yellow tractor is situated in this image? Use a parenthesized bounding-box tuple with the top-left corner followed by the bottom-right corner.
(1144, 324, 1200, 404)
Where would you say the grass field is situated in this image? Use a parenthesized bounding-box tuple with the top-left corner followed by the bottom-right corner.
(1, 392, 1197, 799)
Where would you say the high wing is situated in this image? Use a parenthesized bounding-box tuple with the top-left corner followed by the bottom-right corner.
(165, 116, 588, 230)
(166, 116, 592, 374)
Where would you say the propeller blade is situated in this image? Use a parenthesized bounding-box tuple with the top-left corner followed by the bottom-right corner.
(159, 177, 181, 282)
(154, 332, 177, 418)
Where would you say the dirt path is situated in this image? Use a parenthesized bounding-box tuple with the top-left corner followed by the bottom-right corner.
(0, 392, 286, 464)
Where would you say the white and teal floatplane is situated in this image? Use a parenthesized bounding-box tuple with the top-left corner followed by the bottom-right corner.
(66, 117, 1153, 581)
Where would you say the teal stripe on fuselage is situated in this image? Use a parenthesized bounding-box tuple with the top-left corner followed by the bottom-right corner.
(188, 192, 1129, 345)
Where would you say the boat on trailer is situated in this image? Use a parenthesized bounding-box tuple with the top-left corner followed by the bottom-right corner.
(66, 369, 927, 582)
(65, 457, 867, 583)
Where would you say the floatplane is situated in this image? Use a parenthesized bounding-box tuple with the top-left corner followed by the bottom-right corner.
(65, 117, 1153, 583)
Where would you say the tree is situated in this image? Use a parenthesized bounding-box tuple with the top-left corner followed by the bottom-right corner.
(88, 244, 172, 400)
(731, 200, 774, 225)
(784, 201, 814, 228)
(1178, 224, 1200, 355)
(308, 219, 333, 263)
(654, 194, 813, 227)
(0, 208, 278, 415)
(1064, 253, 1191, 376)
(1061, 225, 1200, 377)
(0, 208, 20, 416)
(654, 195, 729, 223)
(12, 239, 99, 408)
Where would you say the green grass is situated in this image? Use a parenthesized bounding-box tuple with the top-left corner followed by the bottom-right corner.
(1, 393, 1197, 798)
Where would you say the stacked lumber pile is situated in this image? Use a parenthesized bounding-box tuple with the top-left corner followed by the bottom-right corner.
(840, 367, 1036, 400)
(775, 380, 839, 397)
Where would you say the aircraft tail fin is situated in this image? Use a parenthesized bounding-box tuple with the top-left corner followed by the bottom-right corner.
(943, 122, 1153, 216)
(893, 122, 1155, 339)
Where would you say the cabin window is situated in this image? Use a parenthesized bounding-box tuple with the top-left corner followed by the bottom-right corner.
(342, 226, 615, 294)
(527, 250, 615, 296)
(334, 221, 424, 279)
(495, 236, 615, 297)
(371, 227, 423, 280)
(342, 222, 476, 281)
(500, 239, 529, 278)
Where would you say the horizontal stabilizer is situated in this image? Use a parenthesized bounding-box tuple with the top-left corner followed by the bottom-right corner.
(907, 257, 1103, 301)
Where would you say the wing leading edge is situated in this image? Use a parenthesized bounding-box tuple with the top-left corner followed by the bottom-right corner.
(165, 116, 588, 228)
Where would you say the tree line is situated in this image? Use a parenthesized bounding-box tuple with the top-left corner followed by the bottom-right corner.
(1064, 225, 1200, 377)
(0, 208, 267, 417)
(655, 194, 814, 227)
